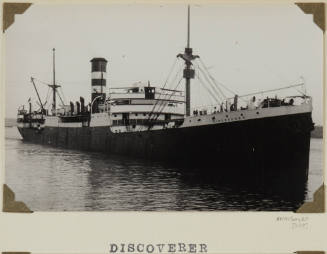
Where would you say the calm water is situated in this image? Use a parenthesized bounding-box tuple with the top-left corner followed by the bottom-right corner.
(5, 127, 324, 211)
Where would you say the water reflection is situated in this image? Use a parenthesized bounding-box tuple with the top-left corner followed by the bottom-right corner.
(5, 127, 322, 211)
(85, 152, 305, 211)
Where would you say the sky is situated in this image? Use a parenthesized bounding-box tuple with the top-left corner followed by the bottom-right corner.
(4, 3, 323, 124)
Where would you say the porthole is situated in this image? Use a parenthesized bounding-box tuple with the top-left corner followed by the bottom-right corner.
(198, 119, 201, 122)
(212, 117, 216, 120)
(256, 112, 259, 115)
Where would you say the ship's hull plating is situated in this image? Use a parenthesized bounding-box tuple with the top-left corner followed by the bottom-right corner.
(18, 112, 313, 200)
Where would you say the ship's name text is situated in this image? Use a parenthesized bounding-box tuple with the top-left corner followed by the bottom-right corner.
(109, 243, 208, 253)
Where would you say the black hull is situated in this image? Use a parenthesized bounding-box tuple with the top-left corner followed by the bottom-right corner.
(18, 112, 313, 201)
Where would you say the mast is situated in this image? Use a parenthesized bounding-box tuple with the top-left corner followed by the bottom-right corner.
(187, 5, 190, 48)
(52, 48, 56, 114)
(177, 5, 199, 116)
(49, 48, 61, 115)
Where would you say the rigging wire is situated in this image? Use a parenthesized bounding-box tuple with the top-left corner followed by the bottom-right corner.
(197, 60, 230, 100)
(150, 76, 184, 123)
(148, 60, 179, 118)
(148, 60, 183, 120)
(32, 77, 53, 87)
(238, 83, 305, 98)
(197, 58, 239, 97)
(161, 58, 179, 92)
(195, 66, 222, 105)
(192, 82, 307, 112)
(59, 86, 67, 104)
(149, 75, 184, 124)
(197, 59, 305, 103)
(192, 67, 210, 109)
(194, 62, 224, 103)
(32, 76, 68, 108)
(56, 89, 65, 106)
(198, 59, 307, 104)
(196, 64, 226, 102)
(197, 59, 249, 103)
(44, 86, 51, 106)
(294, 87, 306, 96)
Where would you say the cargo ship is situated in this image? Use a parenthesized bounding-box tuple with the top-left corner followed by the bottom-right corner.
(16, 7, 314, 197)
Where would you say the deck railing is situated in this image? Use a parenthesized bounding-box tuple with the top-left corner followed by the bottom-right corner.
(191, 96, 312, 117)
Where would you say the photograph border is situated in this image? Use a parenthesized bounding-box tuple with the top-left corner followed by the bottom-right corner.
(0, 0, 326, 253)
(1, 0, 325, 214)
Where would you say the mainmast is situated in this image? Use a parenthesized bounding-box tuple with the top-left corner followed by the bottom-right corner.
(187, 4, 190, 48)
(50, 48, 60, 115)
(177, 5, 199, 116)
(53, 48, 56, 113)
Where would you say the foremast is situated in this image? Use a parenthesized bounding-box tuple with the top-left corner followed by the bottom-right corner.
(49, 48, 61, 115)
(177, 5, 199, 116)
